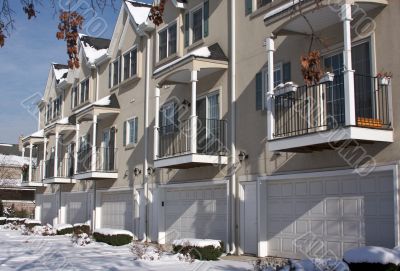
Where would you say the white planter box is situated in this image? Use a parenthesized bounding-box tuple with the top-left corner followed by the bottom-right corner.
(319, 72, 335, 83)
(378, 77, 390, 86)
(274, 82, 298, 96)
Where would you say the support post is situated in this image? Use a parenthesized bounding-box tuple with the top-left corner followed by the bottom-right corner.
(190, 70, 198, 154)
(342, 3, 356, 126)
(43, 137, 47, 179)
(75, 123, 80, 174)
(154, 86, 160, 160)
(92, 115, 98, 171)
(54, 132, 59, 177)
(21, 147, 25, 181)
(28, 143, 33, 182)
(266, 36, 275, 141)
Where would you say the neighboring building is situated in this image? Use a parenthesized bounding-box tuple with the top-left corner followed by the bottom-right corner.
(0, 144, 35, 216)
(20, 0, 400, 259)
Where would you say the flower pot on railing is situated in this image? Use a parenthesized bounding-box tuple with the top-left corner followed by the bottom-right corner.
(274, 82, 298, 96)
(378, 76, 390, 86)
(319, 72, 335, 84)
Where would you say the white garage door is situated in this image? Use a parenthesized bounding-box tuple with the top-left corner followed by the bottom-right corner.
(165, 185, 227, 244)
(101, 191, 133, 230)
(65, 192, 88, 225)
(38, 194, 58, 225)
(266, 171, 395, 259)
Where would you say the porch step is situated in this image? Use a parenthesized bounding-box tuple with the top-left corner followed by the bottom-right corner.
(357, 117, 383, 128)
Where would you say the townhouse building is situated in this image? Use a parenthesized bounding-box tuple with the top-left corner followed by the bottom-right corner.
(20, 0, 400, 259)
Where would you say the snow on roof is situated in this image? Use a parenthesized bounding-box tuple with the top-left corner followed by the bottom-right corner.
(0, 155, 33, 167)
(79, 34, 111, 64)
(0, 179, 22, 187)
(56, 117, 69, 125)
(154, 47, 211, 74)
(94, 228, 134, 237)
(125, 1, 151, 25)
(344, 246, 400, 265)
(172, 238, 222, 248)
(52, 63, 69, 83)
(26, 129, 44, 139)
(93, 95, 111, 106)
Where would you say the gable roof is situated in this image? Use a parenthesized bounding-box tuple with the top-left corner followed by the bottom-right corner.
(125, 1, 152, 25)
(79, 34, 111, 64)
(52, 63, 68, 84)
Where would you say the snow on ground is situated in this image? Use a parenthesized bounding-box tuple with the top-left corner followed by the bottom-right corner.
(344, 246, 400, 265)
(0, 228, 252, 271)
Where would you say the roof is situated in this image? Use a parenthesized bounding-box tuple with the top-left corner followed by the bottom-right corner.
(0, 154, 34, 167)
(0, 144, 20, 156)
(52, 63, 69, 83)
(74, 93, 120, 115)
(154, 43, 228, 75)
(79, 34, 111, 64)
(125, 1, 152, 25)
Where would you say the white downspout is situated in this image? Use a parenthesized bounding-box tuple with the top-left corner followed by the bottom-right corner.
(96, 67, 99, 101)
(229, 0, 237, 255)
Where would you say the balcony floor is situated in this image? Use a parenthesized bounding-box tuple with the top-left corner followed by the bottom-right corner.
(21, 182, 46, 187)
(74, 171, 118, 180)
(154, 153, 228, 169)
(42, 177, 76, 184)
(269, 126, 393, 153)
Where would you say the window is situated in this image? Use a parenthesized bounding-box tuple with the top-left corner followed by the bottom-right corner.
(112, 59, 120, 87)
(123, 117, 138, 146)
(256, 62, 291, 110)
(158, 22, 177, 61)
(160, 102, 176, 134)
(53, 96, 62, 117)
(80, 79, 89, 103)
(123, 48, 137, 80)
(192, 8, 203, 43)
(245, 0, 253, 15)
(258, 0, 272, 9)
(185, 1, 209, 47)
(71, 86, 78, 108)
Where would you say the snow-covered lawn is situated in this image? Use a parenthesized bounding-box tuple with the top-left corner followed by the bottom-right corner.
(0, 228, 253, 271)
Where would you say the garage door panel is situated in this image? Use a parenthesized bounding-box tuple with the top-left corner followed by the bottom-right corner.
(64, 193, 88, 225)
(266, 172, 394, 258)
(165, 185, 227, 244)
(101, 191, 133, 231)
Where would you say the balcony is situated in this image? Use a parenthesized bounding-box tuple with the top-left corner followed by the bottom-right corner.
(42, 158, 76, 184)
(21, 166, 46, 187)
(269, 74, 393, 152)
(74, 147, 118, 180)
(154, 118, 228, 169)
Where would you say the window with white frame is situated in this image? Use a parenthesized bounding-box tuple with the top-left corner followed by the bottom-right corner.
(185, 1, 209, 47)
(109, 57, 121, 88)
(124, 117, 138, 146)
(53, 96, 62, 117)
(160, 102, 176, 134)
(123, 47, 137, 80)
(71, 86, 78, 108)
(158, 22, 177, 61)
(80, 78, 89, 104)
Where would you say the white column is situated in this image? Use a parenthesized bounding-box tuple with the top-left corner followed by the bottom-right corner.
(28, 143, 33, 182)
(21, 147, 25, 181)
(92, 115, 98, 171)
(154, 86, 160, 160)
(342, 3, 356, 126)
(54, 132, 60, 177)
(266, 37, 275, 141)
(43, 138, 47, 179)
(75, 123, 80, 174)
(190, 70, 198, 154)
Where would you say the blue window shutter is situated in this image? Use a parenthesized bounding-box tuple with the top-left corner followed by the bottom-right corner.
(184, 13, 190, 47)
(283, 62, 291, 83)
(256, 72, 263, 110)
(204, 1, 209, 37)
(245, 0, 253, 15)
(123, 121, 127, 146)
(134, 117, 138, 144)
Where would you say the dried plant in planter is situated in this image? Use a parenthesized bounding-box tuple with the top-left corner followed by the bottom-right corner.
(22, 2, 37, 20)
(0, 22, 5, 48)
(56, 11, 84, 69)
(300, 50, 323, 86)
(148, 0, 166, 26)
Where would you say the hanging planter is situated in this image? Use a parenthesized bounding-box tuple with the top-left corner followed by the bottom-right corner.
(300, 50, 324, 86)
(319, 72, 335, 83)
(377, 72, 392, 86)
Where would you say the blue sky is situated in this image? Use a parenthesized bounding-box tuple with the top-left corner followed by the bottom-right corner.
(0, 0, 151, 144)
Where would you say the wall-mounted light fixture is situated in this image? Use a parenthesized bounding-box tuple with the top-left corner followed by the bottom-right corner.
(182, 99, 191, 108)
(238, 151, 249, 162)
(147, 167, 155, 176)
(133, 168, 142, 176)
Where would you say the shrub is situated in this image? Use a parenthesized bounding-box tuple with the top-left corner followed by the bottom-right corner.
(55, 224, 74, 235)
(0, 217, 5, 225)
(24, 219, 41, 230)
(172, 239, 224, 261)
(14, 209, 29, 218)
(347, 263, 400, 271)
(0, 200, 3, 217)
(73, 224, 90, 235)
(93, 229, 133, 246)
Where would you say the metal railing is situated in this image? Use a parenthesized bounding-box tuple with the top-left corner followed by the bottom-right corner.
(273, 74, 391, 139)
(21, 165, 42, 183)
(44, 158, 74, 179)
(158, 118, 227, 158)
(77, 147, 117, 173)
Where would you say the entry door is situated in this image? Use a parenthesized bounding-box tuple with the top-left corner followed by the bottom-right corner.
(242, 182, 258, 254)
(196, 93, 220, 154)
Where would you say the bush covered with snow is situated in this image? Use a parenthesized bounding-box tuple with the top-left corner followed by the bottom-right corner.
(344, 246, 400, 271)
(0, 217, 6, 225)
(72, 233, 92, 246)
(6, 217, 25, 225)
(130, 242, 163, 261)
(24, 219, 41, 230)
(54, 224, 73, 235)
(172, 239, 224, 261)
(73, 223, 91, 235)
(93, 228, 133, 246)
